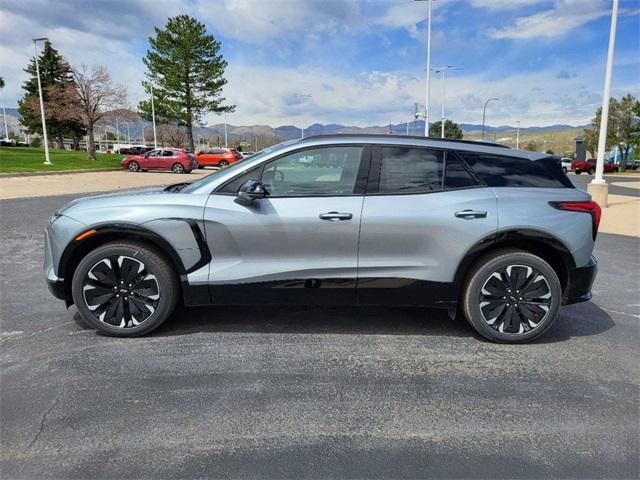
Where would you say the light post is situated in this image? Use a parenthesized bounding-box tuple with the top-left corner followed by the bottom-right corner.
(149, 83, 158, 149)
(1, 83, 8, 141)
(481, 98, 499, 140)
(588, 0, 619, 208)
(126, 123, 130, 144)
(33, 37, 51, 164)
(415, 0, 434, 136)
(224, 113, 228, 147)
(294, 93, 312, 139)
(432, 66, 463, 139)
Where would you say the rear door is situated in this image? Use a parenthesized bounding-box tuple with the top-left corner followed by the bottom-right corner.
(203, 144, 371, 305)
(357, 146, 498, 305)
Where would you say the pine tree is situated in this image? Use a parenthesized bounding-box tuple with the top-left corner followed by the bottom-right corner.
(428, 120, 463, 139)
(138, 15, 234, 151)
(18, 42, 85, 148)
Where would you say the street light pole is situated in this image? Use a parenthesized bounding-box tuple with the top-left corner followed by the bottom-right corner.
(432, 66, 463, 139)
(294, 93, 312, 139)
(481, 97, 499, 140)
(415, 0, 434, 136)
(588, 0, 619, 208)
(224, 113, 228, 147)
(150, 83, 158, 149)
(33, 38, 51, 165)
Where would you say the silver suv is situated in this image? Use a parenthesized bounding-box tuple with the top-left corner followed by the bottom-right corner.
(45, 135, 599, 343)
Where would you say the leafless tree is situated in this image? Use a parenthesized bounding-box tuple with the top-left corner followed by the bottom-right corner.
(64, 65, 128, 159)
(157, 124, 189, 148)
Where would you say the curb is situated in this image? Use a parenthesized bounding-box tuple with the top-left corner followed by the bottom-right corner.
(0, 168, 121, 178)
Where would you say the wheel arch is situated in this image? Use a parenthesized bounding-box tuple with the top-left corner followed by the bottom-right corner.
(58, 223, 188, 306)
(453, 229, 575, 295)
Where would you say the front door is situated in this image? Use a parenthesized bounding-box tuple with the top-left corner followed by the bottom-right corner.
(203, 144, 370, 305)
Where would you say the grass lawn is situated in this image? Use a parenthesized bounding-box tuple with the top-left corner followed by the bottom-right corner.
(0, 147, 126, 173)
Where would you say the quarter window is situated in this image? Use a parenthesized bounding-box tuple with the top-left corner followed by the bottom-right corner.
(379, 147, 443, 194)
(461, 154, 572, 188)
(261, 146, 363, 197)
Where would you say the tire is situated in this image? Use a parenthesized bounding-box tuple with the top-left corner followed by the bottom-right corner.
(128, 161, 140, 172)
(562, 167, 567, 174)
(575, 170, 581, 174)
(613, 168, 619, 173)
(184, 169, 192, 174)
(172, 163, 185, 174)
(71, 241, 179, 337)
(218, 160, 229, 167)
(198, 165, 204, 169)
(587, 167, 595, 175)
(461, 249, 562, 344)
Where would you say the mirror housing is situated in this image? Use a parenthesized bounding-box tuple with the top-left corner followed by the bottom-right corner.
(234, 180, 268, 206)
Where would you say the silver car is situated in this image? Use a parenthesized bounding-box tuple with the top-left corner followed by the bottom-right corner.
(45, 135, 599, 343)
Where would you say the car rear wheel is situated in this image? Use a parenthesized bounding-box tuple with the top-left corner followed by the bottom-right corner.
(128, 161, 140, 172)
(71, 241, 179, 337)
(562, 167, 567, 174)
(462, 249, 561, 343)
(218, 160, 229, 167)
(587, 167, 595, 175)
(172, 163, 185, 174)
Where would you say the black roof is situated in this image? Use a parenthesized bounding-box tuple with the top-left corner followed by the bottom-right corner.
(302, 134, 510, 149)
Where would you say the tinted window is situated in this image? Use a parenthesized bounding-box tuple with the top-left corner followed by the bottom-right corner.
(208, 149, 227, 154)
(162, 150, 175, 157)
(461, 154, 573, 188)
(445, 157, 478, 189)
(379, 147, 443, 194)
(261, 146, 363, 197)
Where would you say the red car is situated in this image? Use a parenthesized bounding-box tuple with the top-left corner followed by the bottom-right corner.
(195, 147, 242, 168)
(121, 148, 198, 174)
(571, 159, 619, 175)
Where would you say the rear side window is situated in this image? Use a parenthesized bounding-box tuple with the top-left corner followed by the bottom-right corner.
(379, 147, 443, 194)
(461, 154, 573, 188)
(445, 157, 478, 189)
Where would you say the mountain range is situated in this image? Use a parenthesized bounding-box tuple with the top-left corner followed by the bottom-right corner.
(1, 108, 587, 143)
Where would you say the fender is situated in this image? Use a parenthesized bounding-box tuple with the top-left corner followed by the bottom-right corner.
(453, 228, 575, 289)
(58, 220, 211, 306)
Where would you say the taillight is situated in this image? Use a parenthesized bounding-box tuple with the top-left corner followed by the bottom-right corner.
(549, 201, 602, 240)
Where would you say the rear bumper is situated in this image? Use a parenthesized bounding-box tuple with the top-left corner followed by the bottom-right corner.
(562, 255, 597, 305)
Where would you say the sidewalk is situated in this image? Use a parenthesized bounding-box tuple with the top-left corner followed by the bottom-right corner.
(599, 194, 640, 237)
(0, 169, 210, 200)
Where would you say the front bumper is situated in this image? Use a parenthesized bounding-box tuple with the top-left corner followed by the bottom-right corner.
(46, 276, 66, 300)
(562, 255, 597, 305)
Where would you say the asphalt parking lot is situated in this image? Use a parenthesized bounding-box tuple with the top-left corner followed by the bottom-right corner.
(1, 182, 639, 478)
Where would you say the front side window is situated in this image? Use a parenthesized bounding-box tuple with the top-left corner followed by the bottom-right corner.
(261, 146, 363, 197)
(379, 147, 443, 194)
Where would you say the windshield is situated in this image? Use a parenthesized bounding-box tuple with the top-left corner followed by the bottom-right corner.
(181, 140, 298, 193)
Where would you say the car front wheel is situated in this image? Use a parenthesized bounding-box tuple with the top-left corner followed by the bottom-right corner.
(218, 160, 229, 167)
(71, 241, 179, 337)
(587, 167, 595, 175)
(128, 161, 140, 172)
(462, 249, 561, 343)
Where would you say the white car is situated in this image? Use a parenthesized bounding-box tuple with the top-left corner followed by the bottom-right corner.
(561, 158, 572, 174)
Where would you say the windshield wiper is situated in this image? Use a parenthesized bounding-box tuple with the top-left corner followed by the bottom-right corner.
(164, 182, 191, 192)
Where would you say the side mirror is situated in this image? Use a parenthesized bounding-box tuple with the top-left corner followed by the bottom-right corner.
(234, 180, 268, 206)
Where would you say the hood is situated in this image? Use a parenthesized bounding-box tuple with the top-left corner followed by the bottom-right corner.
(56, 185, 168, 216)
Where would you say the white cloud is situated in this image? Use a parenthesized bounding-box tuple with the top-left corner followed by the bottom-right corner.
(488, 0, 610, 39)
(470, 0, 543, 11)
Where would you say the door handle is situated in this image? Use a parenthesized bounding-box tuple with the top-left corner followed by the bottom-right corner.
(455, 209, 487, 219)
(319, 211, 353, 221)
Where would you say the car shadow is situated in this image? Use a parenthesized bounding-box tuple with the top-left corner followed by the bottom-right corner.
(147, 300, 616, 343)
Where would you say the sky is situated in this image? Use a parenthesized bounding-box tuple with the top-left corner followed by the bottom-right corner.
(0, 0, 639, 128)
